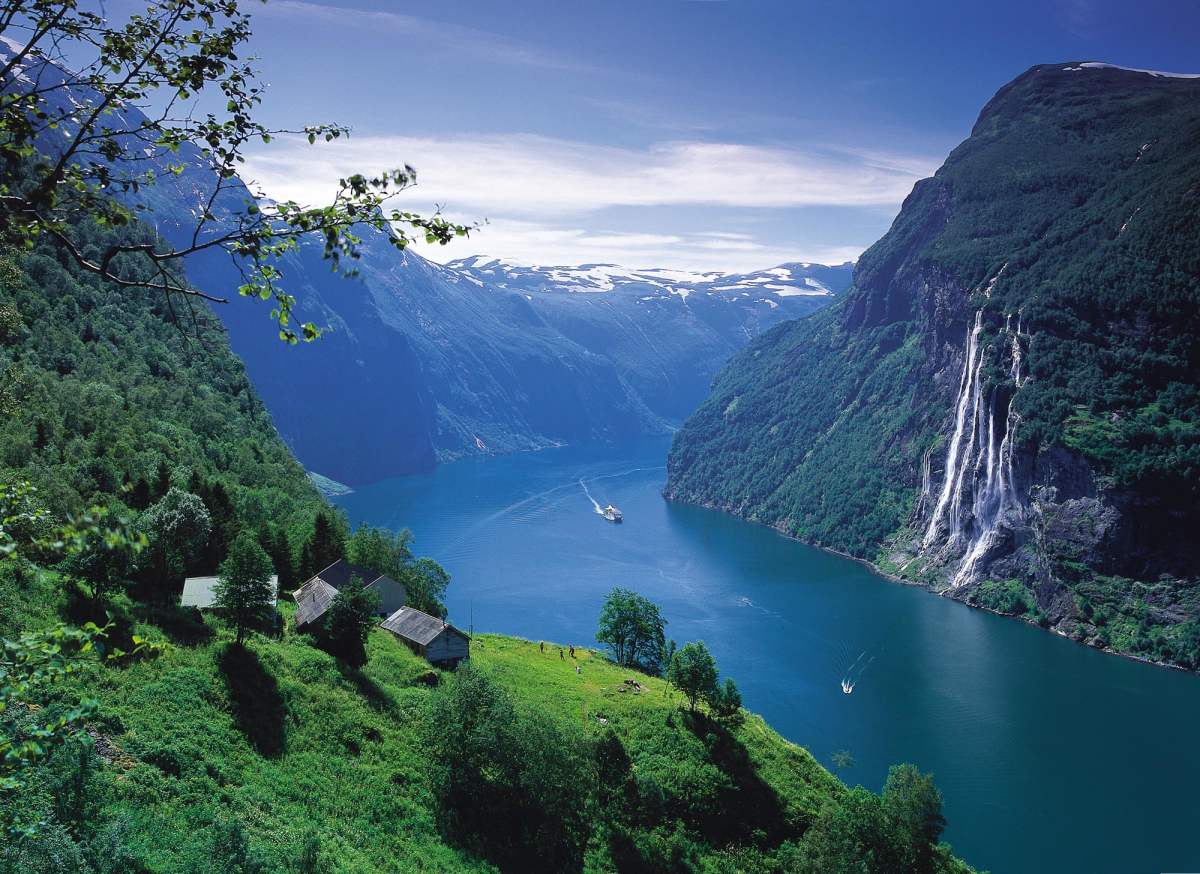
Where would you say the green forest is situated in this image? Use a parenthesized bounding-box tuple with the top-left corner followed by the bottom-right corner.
(0, 221, 975, 872)
(0, 4, 978, 868)
(666, 62, 1200, 670)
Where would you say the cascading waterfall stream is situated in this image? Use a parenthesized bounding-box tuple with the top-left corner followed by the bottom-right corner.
(923, 310, 984, 549)
(922, 309, 1028, 587)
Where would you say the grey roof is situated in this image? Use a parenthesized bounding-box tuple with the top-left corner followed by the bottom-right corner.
(312, 559, 382, 590)
(293, 578, 339, 628)
(291, 559, 403, 596)
(381, 607, 467, 647)
(182, 575, 277, 609)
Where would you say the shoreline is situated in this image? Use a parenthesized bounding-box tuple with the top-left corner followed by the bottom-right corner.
(662, 490, 1194, 677)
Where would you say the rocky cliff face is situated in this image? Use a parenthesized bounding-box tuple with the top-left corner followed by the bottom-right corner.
(667, 62, 1200, 668)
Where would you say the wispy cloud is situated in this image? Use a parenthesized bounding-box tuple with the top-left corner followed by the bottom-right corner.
(419, 218, 863, 273)
(260, 0, 599, 74)
(1055, 0, 1101, 39)
(241, 132, 934, 271)
(242, 133, 937, 216)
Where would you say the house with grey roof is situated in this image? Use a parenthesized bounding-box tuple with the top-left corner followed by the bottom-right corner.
(381, 607, 470, 668)
(292, 559, 406, 629)
(182, 574, 278, 610)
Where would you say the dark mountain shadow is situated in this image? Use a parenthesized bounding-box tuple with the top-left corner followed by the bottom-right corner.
(217, 643, 286, 757)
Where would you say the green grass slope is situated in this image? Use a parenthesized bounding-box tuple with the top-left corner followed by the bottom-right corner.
(3, 569, 976, 873)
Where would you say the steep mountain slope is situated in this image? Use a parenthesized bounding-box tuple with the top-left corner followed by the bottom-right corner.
(445, 257, 852, 421)
(666, 62, 1200, 669)
(3, 38, 848, 488)
(182, 241, 850, 485)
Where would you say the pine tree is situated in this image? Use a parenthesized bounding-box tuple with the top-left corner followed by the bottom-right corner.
(260, 525, 294, 592)
(214, 531, 275, 645)
(200, 480, 238, 571)
(153, 459, 172, 501)
(300, 511, 344, 581)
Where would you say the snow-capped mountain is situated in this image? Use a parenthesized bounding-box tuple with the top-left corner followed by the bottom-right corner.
(444, 256, 852, 303)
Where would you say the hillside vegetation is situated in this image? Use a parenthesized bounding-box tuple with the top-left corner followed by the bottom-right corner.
(4, 568, 976, 874)
(666, 62, 1200, 669)
(0, 218, 975, 872)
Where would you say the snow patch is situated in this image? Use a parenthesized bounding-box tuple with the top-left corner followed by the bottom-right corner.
(1063, 61, 1200, 79)
(767, 283, 829, 297)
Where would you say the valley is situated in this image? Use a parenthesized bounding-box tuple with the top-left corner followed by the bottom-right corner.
(335, 437, 1200, 874)
(2, 4, 1198, 874)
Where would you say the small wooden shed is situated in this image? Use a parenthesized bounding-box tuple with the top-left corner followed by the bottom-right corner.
(381, 607, 470, 668)
(182, 574, 278, 609)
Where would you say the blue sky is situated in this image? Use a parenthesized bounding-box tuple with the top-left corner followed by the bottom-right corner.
(222, 0, 1200, 271)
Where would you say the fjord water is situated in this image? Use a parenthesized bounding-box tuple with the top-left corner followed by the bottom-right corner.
(334, 437, 1200, 874)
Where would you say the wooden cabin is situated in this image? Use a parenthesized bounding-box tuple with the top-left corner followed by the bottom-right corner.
(292, 559, 406, 629)
(381, 607, 470, 668)
(182, 574, 278, 609)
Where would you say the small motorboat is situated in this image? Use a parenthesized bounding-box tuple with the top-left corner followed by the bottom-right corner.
(602, 504, 623, 523)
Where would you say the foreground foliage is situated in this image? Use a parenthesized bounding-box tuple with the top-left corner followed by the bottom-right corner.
(0, 0, 470, 342)
(1, 611, 977, 873)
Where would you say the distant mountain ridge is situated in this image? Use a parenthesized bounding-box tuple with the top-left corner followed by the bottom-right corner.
(444, 256, 852, 299)
(184, 210, 849, 484)
(666, 61, 1200, 669)
(0, 37, 851, 487)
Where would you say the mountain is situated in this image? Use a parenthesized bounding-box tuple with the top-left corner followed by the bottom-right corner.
(184, 240, 849, 486)
(2, 37, 851, 488)
(444, 257, 853, 421)
(666, 62, 1200, 669)
(0, 213, 973, 874)
(145, 159, 851, 486)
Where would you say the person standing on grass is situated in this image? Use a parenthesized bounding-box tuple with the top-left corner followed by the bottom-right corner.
(540, 641, 544, 653)
(560, 648, 565, 660)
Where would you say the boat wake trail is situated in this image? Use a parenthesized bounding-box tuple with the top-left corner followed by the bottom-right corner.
(579, 479, 604, 515)
(588, 465, 665, 483)
(840, 651, 875, 694)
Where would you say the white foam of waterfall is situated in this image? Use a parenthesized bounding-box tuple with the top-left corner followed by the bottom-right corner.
(916, 446, 934, 518)
(1010, 328, 1023, 387)
(922, 310, 1028, 587)
(952, 322, 1026, 587)
(946, 353, 987, 549)
(923, 310, 985, 548)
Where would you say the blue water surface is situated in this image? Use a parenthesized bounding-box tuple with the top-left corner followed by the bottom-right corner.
(334, 437, 1200, 874)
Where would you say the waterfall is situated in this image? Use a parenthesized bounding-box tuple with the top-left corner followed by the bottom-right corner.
(922, 310, 1028, 587)
(922, 311, 985, 548)
(915, 446, 934, 518)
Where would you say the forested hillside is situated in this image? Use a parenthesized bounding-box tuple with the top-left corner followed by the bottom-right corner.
(0, 187, 972, 874)
(0, 221, 332, 612)
(667, 61, 1200, 669)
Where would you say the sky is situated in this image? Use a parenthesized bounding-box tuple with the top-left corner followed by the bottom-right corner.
(191, 0, 1200, 271)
